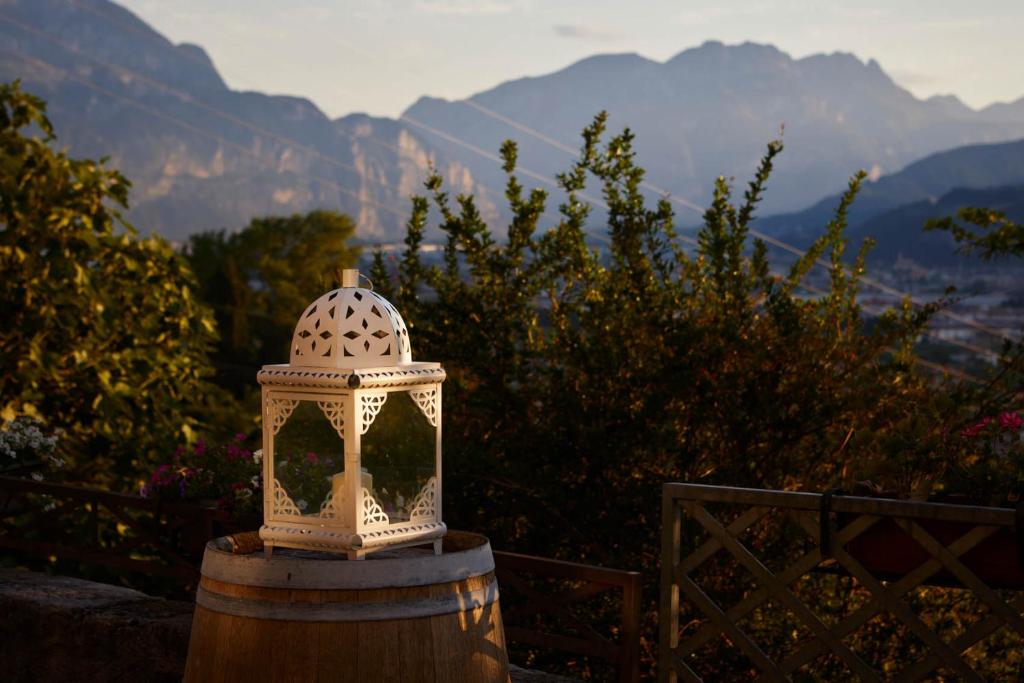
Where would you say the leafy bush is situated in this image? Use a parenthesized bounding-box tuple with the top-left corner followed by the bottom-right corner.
(184, 211, 361, 396)
(368, 113, 1024, 675)
(373, 114, 940, 560)
(0, 80, 222, 483)
(927, 207, 1024, 261)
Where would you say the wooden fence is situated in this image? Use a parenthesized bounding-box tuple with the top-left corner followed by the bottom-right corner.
(659, 482, 1024, 682)
(0, 475, 255, 584)
(0, 475, 641, 681)
(495, 550, 642, 682)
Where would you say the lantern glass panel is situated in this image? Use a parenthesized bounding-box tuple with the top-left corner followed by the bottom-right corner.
(273, 399, 345, 518)
(360, 391, 435, 523)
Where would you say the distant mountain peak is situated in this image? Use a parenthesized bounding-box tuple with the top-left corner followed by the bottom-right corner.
(556, 51, 657, 75)
(667, 40, 789, 68)
(176, 43, 218, 72)
(925, 93, 973, 117)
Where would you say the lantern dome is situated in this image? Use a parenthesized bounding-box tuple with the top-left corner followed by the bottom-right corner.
(289, 271, 411, 369)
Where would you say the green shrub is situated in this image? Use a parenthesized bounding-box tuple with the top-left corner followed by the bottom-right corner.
(370, 113, 1024, 676)
(0, 80, 222, 483)
(184, 210, 360, 396)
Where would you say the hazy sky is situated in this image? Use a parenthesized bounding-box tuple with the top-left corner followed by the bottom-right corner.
(119, 0, 1024, 119)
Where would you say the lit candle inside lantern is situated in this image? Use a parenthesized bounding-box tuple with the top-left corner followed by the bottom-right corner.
(331, 468, 373, 510)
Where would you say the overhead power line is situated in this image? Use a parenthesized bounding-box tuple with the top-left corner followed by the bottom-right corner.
(0, 12, 406, 169)
(2, 7, 535, 235)
(61, 0, 401, 159)
(458, 99, 707, 214)
(410, 107, 1006, 366)
(450, 98, 1017, 346)
(776, 273, 987, 384)
(401, 113, 613, 247)
(0, 47, 409, 224)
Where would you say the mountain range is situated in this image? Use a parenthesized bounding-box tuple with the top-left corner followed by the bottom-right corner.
(405, 43, 1024, 222)
(1, 0, 1023, 258)
(0, 0, 498, 242)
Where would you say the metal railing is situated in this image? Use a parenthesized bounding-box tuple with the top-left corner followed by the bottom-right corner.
(659, 482, 1024, 682)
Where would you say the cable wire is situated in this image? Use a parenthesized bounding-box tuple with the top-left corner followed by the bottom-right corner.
(448, 98, 1017, 345)
(0, 47, 409, 223)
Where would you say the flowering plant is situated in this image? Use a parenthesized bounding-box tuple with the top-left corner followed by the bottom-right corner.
(272, 449, 343, 515)
(945, 411, 1024, 505)
(0, 417, 65, 479)
(139, 431, 353, 517)
(140, 434, 262, 513)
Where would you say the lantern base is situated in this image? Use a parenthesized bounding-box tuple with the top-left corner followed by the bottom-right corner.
(258, 521, 447, 559)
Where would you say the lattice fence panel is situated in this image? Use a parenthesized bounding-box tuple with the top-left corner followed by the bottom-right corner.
(659, 484, 1024, 682)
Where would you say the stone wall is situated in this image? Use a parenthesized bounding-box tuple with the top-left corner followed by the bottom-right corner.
(0, 570, 193, 682)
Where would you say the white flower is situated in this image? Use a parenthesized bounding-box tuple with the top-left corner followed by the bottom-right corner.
(252, 449, 263, 465)
(250, 474, 261, 489)
(0, 417, 61, 463)
(297, 499, 308, 511)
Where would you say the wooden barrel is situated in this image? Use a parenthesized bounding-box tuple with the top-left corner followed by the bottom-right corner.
(184, 531, 509, 683)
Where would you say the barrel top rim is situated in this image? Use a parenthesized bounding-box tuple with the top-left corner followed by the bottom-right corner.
(200, 530, 495, 590)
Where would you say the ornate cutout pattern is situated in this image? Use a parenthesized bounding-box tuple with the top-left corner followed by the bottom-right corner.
(409, 388, 439, 427)
(318, 490, 339, 519)
(360, 393, 388, 434)
(272, 478, 302, 517)
(315, 399, 345, 440)
(409, 477, 437, 521)
(268, 398, 299, 435)
(369, 291, 411, 358)
(362, 488, 389, 528)
(290, 288, 412, 368)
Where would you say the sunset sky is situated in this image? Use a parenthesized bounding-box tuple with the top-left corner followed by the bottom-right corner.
(118, 0, 1024, 119)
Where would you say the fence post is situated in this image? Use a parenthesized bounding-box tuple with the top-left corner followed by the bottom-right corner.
(619, 570, 642, 682)
(659, 484, 681, 683)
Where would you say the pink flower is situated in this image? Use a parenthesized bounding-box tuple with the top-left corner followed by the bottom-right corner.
(193, 439, 207, 456)
(225, 443, 250, 461)
(150, 464, 172, 485)
(306, 452, 319, 464)
(961, 417, 992, 439)
(234, 433, 247, 442)
(999, 412, 1024, 432)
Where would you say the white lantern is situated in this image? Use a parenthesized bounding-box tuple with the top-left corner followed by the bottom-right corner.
(257, 269, 445, 559)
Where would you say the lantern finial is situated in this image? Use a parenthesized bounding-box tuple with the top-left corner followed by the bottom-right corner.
(341, 268, 359, 288)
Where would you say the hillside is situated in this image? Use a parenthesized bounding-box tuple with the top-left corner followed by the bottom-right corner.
(846, 184, 1024, 266)
(757, 138, 1024, 238)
